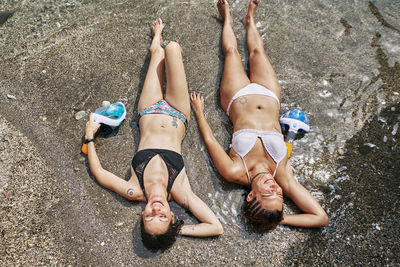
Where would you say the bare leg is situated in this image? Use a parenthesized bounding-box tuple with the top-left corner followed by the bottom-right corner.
(244, 0, 281, 100)
(164, 42, 191, 120)
(218, 0, 250, 112)
(138, 18, 165, 112)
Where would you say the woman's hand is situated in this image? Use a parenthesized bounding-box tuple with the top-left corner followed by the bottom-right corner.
(85, 113, 101, 139)
(190, 92, 205, 115)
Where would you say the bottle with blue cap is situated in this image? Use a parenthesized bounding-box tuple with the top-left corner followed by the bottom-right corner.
(280, 108, 310, 158)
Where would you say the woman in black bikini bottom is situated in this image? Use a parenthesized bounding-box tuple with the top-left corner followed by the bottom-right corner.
(84, 18, 223, 251)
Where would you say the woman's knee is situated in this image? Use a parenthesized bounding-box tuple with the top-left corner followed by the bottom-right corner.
(165, 41, 182, 55)
(249, 46, 265, 58)
(223, 46, 239, 57)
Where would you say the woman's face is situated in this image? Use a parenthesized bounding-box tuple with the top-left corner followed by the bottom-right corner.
(247, 173, 283, 211)
(142, 198, 174, 235)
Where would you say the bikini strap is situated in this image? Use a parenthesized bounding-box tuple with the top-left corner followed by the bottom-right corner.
(272, 162, 279, 177)
(240, 156, 252, 184)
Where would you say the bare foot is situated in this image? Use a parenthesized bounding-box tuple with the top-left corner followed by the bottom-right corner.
(243, 0, 259, 25)
(150, 18, 164, 51)
(217, 0, 231, 23)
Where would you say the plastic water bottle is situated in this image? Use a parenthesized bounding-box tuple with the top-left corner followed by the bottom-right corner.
(280, 108, 310, 158)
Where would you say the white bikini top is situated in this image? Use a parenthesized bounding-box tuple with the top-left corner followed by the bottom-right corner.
(231, 129, 287, 183)
(226, 83, 280, 116)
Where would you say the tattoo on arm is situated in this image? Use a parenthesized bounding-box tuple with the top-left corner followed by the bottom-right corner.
(127, 188, 134, 197)
(172, 117, 178, 128)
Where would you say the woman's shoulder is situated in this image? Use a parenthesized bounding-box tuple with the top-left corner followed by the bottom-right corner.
(226, 150, 251, 185)
(169, 171, 192, 206)
(169, 169, 189, 192)
(275, 158, 295, 190)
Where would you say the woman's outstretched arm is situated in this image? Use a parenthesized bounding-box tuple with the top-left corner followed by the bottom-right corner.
(190, 92, 244, 184)
(85, 113, 142, 201)
(174, 174, 223, 237)
(276, 161, 329, 227)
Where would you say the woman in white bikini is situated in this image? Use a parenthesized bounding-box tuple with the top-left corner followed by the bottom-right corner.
(191, 0, 328, 229)
(85, 18, 223, 251)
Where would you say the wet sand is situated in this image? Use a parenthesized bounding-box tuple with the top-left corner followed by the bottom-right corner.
(1, 0, 399, 265)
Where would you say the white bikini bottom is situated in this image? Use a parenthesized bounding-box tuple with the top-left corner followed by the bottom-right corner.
(226, 83, 280, 116)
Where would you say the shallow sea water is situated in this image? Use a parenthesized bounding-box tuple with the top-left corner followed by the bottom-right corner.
(0, 0, 399, 265)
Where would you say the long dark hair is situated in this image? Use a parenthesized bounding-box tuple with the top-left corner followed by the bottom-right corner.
(244, 197, 283, 229)
(140, 218, 184, 252)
